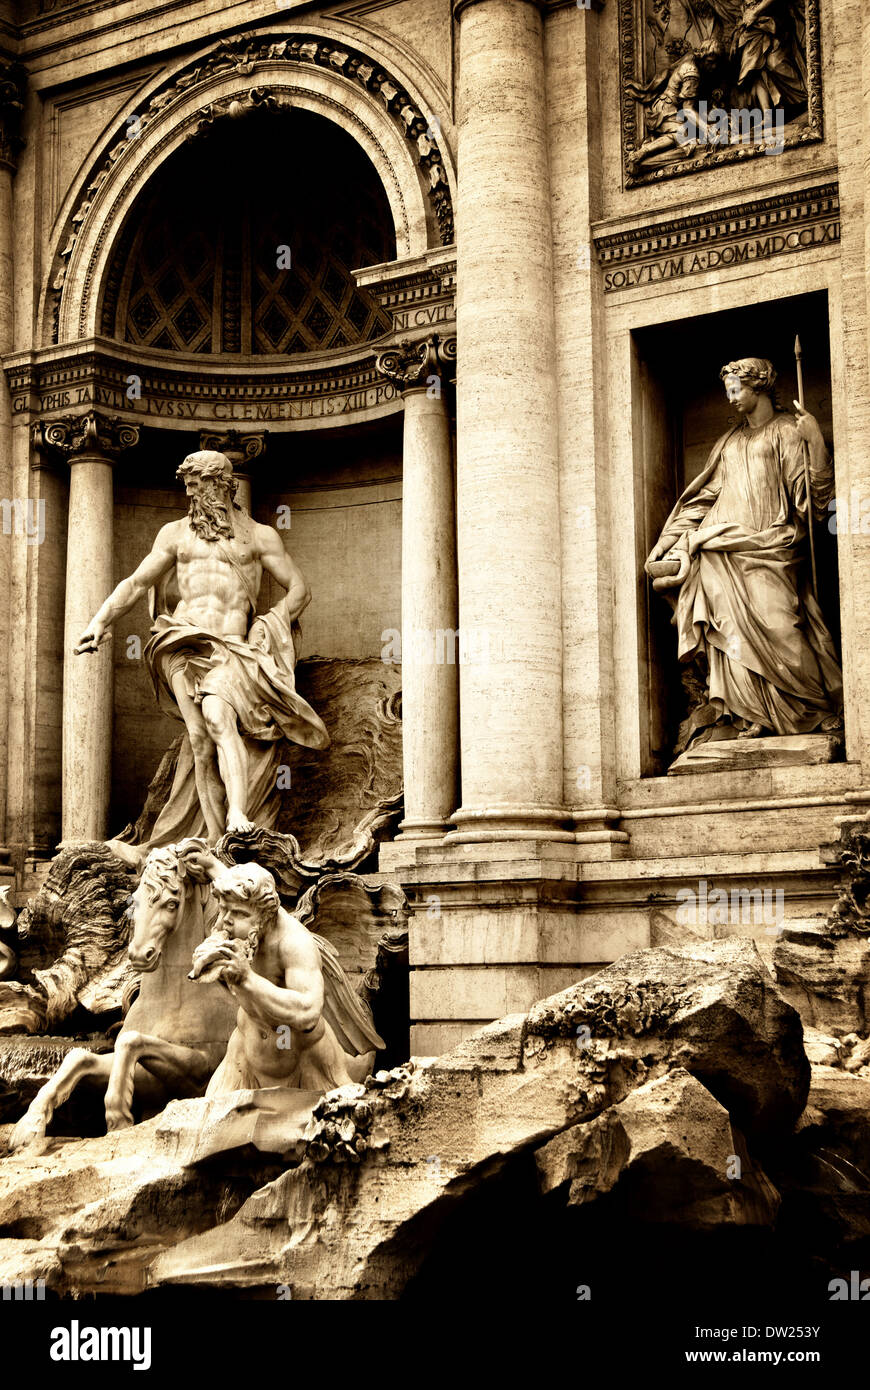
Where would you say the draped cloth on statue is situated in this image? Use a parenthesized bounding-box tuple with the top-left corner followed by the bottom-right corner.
(137, 567, 329, 848)
(659, 413, 842, 735)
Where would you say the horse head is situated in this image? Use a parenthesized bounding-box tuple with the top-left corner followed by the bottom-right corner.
(127, 841, 205, 972)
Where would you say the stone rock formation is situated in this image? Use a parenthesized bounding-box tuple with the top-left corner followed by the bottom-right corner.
(0, 937, 816, 1299)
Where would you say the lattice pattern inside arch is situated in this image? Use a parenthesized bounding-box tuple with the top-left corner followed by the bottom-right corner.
(103, 108, 394, 355)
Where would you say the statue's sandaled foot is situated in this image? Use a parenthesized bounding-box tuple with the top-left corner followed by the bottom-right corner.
(737, 722, 767, 739)
(8, 1107, 49, 1154)
(226, 809, 255, 835)
(820, 713, 844, 734)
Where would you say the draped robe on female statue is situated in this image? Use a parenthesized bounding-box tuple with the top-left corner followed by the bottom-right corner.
(658, 411, 842, 735)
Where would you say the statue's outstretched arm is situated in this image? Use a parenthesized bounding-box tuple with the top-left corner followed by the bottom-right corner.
(75, 523, 177, 654)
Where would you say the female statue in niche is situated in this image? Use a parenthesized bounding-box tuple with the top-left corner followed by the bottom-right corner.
(645, 356, 843, 758)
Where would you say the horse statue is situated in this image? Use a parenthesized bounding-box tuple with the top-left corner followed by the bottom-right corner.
(8, 840, 237, 1152)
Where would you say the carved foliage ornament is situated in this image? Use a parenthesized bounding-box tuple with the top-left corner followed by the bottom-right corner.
(375, 334, 456, 392)
(37, 411, 140, 460)
(619, 0, 822, 187)
(51, 31, 454, 321)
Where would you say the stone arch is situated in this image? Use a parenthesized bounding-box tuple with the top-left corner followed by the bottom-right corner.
(44, 27, 455, 346)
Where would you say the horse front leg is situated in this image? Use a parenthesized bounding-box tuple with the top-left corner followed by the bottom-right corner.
(104, 1031, 213, 1131)
(8, 1049, 114, 1153)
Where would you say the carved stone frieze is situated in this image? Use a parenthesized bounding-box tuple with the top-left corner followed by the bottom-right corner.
(36, 410, 140, 461)
(7, 344, 403, 430)
(594, 181, 839, 291)
(619, 0, 823, 188)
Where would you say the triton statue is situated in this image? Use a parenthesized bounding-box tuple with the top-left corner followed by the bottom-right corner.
(646, 356, 843, 754)
(76, 450, 329, 845)
(186, 850, 383, 1093)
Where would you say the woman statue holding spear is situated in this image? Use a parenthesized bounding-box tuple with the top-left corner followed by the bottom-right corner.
(646, 353, 843, 754)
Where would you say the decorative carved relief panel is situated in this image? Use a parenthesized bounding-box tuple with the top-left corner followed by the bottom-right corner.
(619, 0, 822, 187)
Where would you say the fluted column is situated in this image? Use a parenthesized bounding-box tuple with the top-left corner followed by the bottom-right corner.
(43, 413, 139, 840)
(377, 336, 459, 838)
(199, 429, 267, 515)
(449, 0, 569, 842)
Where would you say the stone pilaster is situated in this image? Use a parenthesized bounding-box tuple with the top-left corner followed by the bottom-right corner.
(448, 0, 569, 843)
(41, 412, 139, 841)
(198, 429, 267, 515)
(376, 335, 459, 841)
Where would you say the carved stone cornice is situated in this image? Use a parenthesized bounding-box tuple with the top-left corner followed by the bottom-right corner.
(36, 410, 140, 461)
(199, 429, 268, 470)
(6, 339, 404, 430)
(0, 56, 26, 175)
(593, 182, 839, 291)
(375, 335, 456, 394)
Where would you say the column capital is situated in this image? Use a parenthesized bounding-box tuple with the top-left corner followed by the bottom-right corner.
(37, 411, 140, 462)
(0, 55, 25, 176)
(198, 428, 268, 468)
(375, 334, 456, 395)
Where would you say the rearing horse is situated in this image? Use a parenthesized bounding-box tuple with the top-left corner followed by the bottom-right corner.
(8, 841, 237, 1152)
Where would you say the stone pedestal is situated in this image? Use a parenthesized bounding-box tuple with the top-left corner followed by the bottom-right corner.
(43, 414, 139, 841)
(376, 337, 458, 840)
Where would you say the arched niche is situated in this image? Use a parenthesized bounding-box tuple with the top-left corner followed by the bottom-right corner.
(100, 107, 396, 359)
(45, 29, 454, 348)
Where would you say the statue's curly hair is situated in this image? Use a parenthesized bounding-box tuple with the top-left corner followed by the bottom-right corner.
(719, 357, 778, 398)
(212, 863, 280, 917)
(176, 449, 238, 500)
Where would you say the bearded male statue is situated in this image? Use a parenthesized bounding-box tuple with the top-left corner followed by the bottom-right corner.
(646, 357, 843, 758)
(76, 450, 329, 845)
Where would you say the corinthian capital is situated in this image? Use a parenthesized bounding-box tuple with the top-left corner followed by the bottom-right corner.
(375, 334, 456, 394)
(38, 411, 140, 461)
(199, 429, 268, 467)
(0, 56, 26, 175)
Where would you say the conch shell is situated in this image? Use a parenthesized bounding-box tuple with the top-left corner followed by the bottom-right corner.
(189, 926, 258, 983)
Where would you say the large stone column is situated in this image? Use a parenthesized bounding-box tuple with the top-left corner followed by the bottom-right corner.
(43, 413, 139, 841)
(376, 336, 459, 840)
(449, 0, 568, 842)
(0, 58, 25, 863)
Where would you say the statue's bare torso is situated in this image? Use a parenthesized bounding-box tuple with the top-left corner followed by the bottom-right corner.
(170, 511, 263, 637)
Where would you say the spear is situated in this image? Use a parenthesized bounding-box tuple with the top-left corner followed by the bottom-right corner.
(794, 334, 819, 600)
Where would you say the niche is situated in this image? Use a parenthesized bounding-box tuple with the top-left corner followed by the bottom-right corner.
(631, 290, 838, 777)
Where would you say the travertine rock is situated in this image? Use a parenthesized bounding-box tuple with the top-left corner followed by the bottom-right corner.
(534, 1068, 780, 1230)
(774, 818, 870, 1037)
(0, 938, 811, 1299)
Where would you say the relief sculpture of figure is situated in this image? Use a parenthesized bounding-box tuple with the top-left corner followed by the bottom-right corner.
(185, 849, 384, 1094)
(729, 0, 807, 111)
(645, 357, 843, 755)
(627, 38, 725, 173)
(75, 450, 329, 846)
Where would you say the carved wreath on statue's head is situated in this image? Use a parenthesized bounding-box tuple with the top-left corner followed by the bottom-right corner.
(621, 0, 821, 185)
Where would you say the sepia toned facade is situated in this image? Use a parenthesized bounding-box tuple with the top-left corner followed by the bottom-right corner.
(1, 0, 869, 1062)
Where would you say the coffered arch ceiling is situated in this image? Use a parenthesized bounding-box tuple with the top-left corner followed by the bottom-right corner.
(100, 107, 396, 357)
